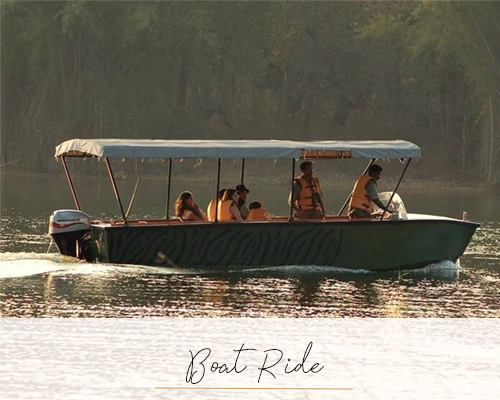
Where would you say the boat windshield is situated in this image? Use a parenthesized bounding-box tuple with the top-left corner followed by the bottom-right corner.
(377, 192, 408, 220)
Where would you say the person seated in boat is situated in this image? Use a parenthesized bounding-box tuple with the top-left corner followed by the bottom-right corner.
(207, 189, 226, 222)
(289, 161, 326, 220)
(246, 201, 270, 221)
(175, 191, 207, 222)
(347, 164, 389, 219)
(218, 188, 244, 222)
(235, 184, 250, 220)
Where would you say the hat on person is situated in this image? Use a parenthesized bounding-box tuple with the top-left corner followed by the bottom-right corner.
(236, 184, 249, 193)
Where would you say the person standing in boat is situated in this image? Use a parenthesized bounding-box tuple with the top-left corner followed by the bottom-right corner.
(347, 164, 387, 219)
(175, 191, 207, 221)
(218, 188, 244, 222)
(235, 184, 250, 220)
(289, 161, 326, 220)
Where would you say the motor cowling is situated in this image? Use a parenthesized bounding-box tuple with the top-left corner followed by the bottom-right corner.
(49, 210, 91, 258)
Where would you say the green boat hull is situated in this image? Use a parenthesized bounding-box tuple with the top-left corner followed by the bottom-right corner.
(86, 217, 479, 271)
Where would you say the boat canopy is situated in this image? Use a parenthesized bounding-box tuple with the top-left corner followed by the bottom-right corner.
(55, 138, 422, 160)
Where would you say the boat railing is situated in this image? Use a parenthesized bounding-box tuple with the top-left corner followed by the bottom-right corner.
(92, 214, 355, 227)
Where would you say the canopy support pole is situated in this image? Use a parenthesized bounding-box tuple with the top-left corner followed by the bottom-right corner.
(104, 157, 128, 224)
(126, 177, 141, 218)
(214, 158, 221, 223)
(289, 158, 296, 222)
(165, 158, 172, 219)
(61, 156, 81, 211)
(337, 158, 376, 216)
(240, 159, 245, 184)
(379, 158, 412, 220)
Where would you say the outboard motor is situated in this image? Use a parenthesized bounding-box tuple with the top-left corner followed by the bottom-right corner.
(49, 210, 91, 258)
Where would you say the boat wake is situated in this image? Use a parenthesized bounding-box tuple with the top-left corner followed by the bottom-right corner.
(401, 260, 460, 278)
(236, 265, 373, 274)
(414, 259, 459, 271)
(94, 260, 460, 278)
(230, 260, 461, 281)
(0, 251, 461, 280)
(0, 252, 79, 278)
(237, 260, 459, 274)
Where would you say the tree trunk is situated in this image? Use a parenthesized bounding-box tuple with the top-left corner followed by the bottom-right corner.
(461, 111, 466, 173)
(488, 97, 494, 183)
(177, 57, 188, 109)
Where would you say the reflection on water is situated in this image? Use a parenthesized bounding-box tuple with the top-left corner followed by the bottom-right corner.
(1, 175, 499, 318)
(0, 252, 499, 317)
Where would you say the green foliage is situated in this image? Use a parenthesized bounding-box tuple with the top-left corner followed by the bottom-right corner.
(1, 1, 499, 181)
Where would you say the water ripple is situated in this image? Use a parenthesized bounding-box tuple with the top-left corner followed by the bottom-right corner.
(0, 257, 498, 317)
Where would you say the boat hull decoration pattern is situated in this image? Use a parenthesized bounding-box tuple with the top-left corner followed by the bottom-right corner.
(85, 218, 478, 271)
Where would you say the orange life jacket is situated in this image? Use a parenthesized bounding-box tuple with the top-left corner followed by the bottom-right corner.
(207, 198, 216, 221)
(246, 208, 268, 221)
(296, 176, 321, 211)
(348, 175, 376, 212)
(217, 200, 233, 221)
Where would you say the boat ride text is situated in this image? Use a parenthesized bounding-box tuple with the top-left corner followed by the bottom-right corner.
(185, 341, 324, 384)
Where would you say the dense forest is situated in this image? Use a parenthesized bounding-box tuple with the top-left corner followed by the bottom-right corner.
(1, 1, 500, 183)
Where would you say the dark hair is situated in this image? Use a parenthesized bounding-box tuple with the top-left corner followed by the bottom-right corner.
(368, 164, 383, 174)
(222, 188, 237, 202)
(249, 201, 262, 210)
(175, 191, 192, 217)
(300, 161, 313, 171)
(218, 189, 226, 199)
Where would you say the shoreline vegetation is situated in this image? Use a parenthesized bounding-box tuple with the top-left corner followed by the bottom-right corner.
(2, 2, 499, 184)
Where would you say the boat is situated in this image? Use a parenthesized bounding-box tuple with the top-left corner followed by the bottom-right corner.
(48, 139, 479, 271)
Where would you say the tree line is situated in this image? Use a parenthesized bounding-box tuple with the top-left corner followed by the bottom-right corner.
(1, 1, 499, 183)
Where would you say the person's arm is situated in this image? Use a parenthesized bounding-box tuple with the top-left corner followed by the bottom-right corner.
(181, 209, 193, 221)
(187, 203, 206, 221)
(366, 181, 386, 210)
(319, 197, 326, 217)
(289, 179, 304, 215)
(289, 181, 299, 208)
(316, 178, 326, 217)
(231, 204, 244, 222)
(239, 203, 249, 219)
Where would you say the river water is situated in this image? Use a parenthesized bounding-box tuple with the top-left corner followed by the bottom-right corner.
(1, 174, 499, 318)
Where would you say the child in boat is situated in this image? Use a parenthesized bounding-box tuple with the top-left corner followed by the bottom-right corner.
(175, 191, 207, 221)
(246, 201, 270, 221)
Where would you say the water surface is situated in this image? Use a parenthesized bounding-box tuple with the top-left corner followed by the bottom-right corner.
(1, 175, 499, 318)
